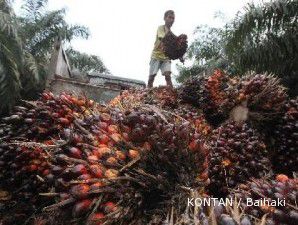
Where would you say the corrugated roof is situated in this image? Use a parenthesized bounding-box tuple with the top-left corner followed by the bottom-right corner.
(87, 72, 145, 86)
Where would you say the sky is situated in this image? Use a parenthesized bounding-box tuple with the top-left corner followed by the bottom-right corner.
(14, 0, 265, 86)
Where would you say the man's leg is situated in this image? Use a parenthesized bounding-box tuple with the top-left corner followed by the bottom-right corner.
(163, 71, 173, 87)
(147, 74, 156, 88)
(161, 60, 173, 87)
(148, 59, 159, 88)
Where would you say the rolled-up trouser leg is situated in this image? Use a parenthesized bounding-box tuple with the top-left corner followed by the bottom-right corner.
(147, 74, 156, 88)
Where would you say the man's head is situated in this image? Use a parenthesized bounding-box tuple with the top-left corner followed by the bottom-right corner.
(164, 10, 175, 28)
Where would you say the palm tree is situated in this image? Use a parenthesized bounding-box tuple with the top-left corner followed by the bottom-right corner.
(0, 0, 23, 115)
(226, 0, 298, 95)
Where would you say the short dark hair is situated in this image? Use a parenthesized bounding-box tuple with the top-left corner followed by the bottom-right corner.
(164, 10, 174, 19)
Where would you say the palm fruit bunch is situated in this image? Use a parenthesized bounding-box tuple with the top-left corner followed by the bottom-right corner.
(109, 89, 144, 110)
(208, 121, 271, 197)
(230, 175, 298, 225)
(109, 86, 212, 141)
(82, 107, 210, 224)
(141, 86, 178, 108)
(179, 70, 239, 127)
(0, 144, 53, 225)
(178, 75, 206, 107)
(0, 92, 125, 224)
(162, 31, 188, 60)
(200, 70, 240, 126)
(0, 91, 210, 225)
(272, 98, 298, 176)
(238, 72, 287, 123)
(109, 86, 178, 110)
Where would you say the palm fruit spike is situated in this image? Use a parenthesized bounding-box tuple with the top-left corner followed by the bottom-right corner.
(178, 70, 239, 127)
(202, 69, 239, 126)
(94, 107, 209, 224)
(273, 98, 298, 176)
(239, 72, 287, 122)
(208, 121, 271, 197)
(0, 92, 122, 224)
(230, 175, 298, 225)
(109, 86, 212, 140)
(109, 86, 178, 110)
(177, 75, 206, 107)
(162, 31, 188, 60)
(0, 91, 209, 224)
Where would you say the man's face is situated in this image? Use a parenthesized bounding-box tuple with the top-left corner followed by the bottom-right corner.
(164, 14, 175, 28)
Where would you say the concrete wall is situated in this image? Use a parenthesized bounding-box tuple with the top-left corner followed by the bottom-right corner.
(48, 77, 121, 104)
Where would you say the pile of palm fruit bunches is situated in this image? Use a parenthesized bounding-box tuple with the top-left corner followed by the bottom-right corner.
(0, 70, 297, 225)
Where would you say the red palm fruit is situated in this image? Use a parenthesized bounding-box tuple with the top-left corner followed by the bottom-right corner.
(110, 133, 121, 142)
(122, 132, 129, 141)
(70, 184, 90, 199)
(197, 171, 208, 181)
(107, 141, 114, 147)
(87, 155, 99, 163)
(115, 151, 126, 161)
(103, 202, 117, 214)
(88, 99, 94, 107)
(128, 149, 139, 159)
(106, 157, 118, 165)
(78, 174, 92, 180)
(90, 165, 104, 178)
(122, 125, 131, 133)
(99, 134, 109, 144)
(51, 112, 59, 118)
(68, 147, 82, 159)
(43, 140, 54, 145)
(99, 122, 108, 130)
(76, 99, 85, 106)
(41, 92, 50, 100)
(28, 164, 38, 171)
(88, 212, 105, 225)
(58, 117, 70, 125)
(95, 147, 112, 158)
(107, 125, 118, 134)
(142, 142, 152, 151)
(90, 182, 103, 191)
(42, 169, 50, 176)
(105, 169, 118, 178)
(100, 113, 111, 122)
(276, 174, 289, 183)
(72, 199, 92, 218)
(71, 164, 88, 176)
(188, 140, 200, 152)
(73, 134, 83, 144)
(98, 144, 108, 148)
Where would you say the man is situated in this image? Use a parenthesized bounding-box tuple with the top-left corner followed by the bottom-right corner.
(148, 10, 183, 88)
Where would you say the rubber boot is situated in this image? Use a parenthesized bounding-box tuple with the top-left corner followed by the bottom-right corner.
(147, 75, 156, 88)
(165, 74, 173, 88)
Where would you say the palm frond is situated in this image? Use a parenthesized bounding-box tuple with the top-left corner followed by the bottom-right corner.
(66, 48, 109, 74)
(0, 43, 21, 115)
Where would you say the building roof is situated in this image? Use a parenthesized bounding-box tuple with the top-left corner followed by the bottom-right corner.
(87, 72, 146, 86)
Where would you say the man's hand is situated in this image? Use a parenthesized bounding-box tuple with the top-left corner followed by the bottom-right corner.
(179, 57, 185, 64)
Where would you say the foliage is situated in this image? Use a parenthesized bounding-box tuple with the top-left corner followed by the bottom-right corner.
(0, 0, 22, 114)
(0, 0, 109, 114)
(66, 48, 109, 74)
(178, 0, 298, 96)
(226, 0, 298, 95)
